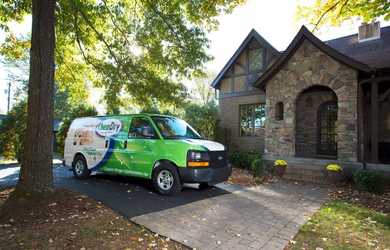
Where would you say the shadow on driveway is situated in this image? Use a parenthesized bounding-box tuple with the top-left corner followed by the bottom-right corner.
(0, 164, 230, 218)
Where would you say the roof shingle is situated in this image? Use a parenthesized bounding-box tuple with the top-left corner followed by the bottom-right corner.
(325, 25, 390, 69)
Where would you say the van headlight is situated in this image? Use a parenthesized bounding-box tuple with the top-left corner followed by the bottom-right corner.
(187, 150, 209, 167)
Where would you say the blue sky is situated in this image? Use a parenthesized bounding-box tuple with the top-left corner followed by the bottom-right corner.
(1, 0, 389, 114)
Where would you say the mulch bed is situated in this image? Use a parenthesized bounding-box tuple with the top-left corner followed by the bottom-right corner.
(0, 188, 188, 250)
(226, 167, 273, 187)
(328, 185, 390, 215)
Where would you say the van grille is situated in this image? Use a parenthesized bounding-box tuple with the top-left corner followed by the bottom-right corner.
(209, 151, 228, 168)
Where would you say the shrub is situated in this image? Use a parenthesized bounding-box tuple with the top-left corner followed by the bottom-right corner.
(183, 102, 218, 140)
(228, 151, 261, 170)
(0, 100, 27, 162)
(251, 157, 265, 178)
(353, 170, 386, 194)
(274, 159, 288, 167)
(326, 163, 342, 172)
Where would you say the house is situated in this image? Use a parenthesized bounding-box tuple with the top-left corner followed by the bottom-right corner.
(212, 22, 390, 176)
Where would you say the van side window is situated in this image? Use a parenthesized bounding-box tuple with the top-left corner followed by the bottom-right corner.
(128, 118, 157, 139)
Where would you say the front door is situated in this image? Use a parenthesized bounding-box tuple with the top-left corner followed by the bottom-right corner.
(126, 117, 158, 177)
(317, 101, 338, 157)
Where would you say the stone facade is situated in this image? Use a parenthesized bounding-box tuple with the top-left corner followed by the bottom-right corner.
(219, 92, 266, 152)
(295, 87, 337, 158)
(265, 40, 359, 162)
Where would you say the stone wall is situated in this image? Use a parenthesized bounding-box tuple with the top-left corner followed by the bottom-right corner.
(265, 40, 358, 162)
(218, 93, 265, 152)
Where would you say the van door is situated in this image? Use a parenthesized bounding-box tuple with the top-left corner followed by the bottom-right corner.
(125, 117, 159, 178)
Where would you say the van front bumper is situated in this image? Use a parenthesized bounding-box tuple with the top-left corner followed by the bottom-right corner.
(178, 164, 232, 185)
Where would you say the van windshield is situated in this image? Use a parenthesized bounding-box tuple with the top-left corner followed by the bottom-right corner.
(152, 116, 201, 139)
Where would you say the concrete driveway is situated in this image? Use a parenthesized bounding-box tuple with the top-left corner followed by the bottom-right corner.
(0, 164, 328, 250)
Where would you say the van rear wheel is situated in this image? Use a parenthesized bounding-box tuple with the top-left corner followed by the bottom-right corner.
(152, 163, 182, 196)
(72, 155, 90, 179)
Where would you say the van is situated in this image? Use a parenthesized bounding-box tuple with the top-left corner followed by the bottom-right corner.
(64, 114, 231, 195)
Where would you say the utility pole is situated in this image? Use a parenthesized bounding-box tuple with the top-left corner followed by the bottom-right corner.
(7, 81, 11, 114)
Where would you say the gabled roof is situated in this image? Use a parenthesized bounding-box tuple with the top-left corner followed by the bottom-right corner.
(211, 29, 280, 88)
(253, 26, 372, 89)
(326, 25, 390, 69)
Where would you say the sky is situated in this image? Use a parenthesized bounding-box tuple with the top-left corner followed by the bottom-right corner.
(1, 0, 389, 114)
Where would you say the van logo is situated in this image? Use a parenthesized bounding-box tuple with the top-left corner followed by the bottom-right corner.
(96, 119, 122, 137)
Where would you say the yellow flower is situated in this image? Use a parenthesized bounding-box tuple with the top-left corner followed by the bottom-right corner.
(326, 164, 342, 172)
(274, 159, 287, 167)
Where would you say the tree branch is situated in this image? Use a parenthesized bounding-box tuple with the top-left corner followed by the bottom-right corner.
(312, 0, 341, 31)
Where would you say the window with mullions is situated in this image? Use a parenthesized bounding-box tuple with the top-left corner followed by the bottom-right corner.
(239, 104, 266, 136)
(248, 48, 264, 72)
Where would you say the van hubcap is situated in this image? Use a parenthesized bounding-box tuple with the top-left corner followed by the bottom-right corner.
(74, 160, 84, 175)
(157, 170, 174, 191)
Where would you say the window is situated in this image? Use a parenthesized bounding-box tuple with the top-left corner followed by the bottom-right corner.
(275, 102, 284, 121)
(152, 116, 201, 139)
(248, 48, 264, 72)
(240, 104, 266, 136)
(128, 117, 157, 139)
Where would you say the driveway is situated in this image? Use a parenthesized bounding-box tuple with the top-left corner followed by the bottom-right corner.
(0, 164, 328, 250)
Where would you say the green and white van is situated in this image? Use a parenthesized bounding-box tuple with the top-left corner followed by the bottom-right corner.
(64, 114, 231, 195)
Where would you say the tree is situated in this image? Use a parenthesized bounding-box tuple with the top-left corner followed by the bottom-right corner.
(0, 0, 245, 207)
(56, 104, 97, 156)
(184, 102, 219, 139)
(16, 0, 56, 196)
(188, 72, 217, 105)
(2, 0, 245, 112)
(296, 0, 390, 31)
(0, 100, 27, 162)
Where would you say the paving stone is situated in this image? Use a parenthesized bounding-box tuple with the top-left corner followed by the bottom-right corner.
(131, 180, 327, 250)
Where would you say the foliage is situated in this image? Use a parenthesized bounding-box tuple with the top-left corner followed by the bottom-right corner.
(251, 157, 265, 178)
(56, 104, 98, 156)
(290, 200, 390, 249)
(183, 102, 218, 139)
(0, 89, 94, 160)
(274, 159, 287, 167)
(188, 72, 217, 105)
(0, 0, 245, 112)
(0, 101, 27, 162)
(326, 163, 342, 172)
(353, 170, 386, 194)
(229, 151, 261, 170)
(296, 0, 390, 31)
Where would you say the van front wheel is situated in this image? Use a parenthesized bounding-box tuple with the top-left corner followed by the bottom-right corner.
(72, 155, 90, 179)
(152, 164, 182, 196)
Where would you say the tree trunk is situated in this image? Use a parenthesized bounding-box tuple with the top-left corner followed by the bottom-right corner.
(17, 0, 56, 194)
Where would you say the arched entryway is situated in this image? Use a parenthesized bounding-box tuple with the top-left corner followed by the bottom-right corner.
(295, 86, 338, 158)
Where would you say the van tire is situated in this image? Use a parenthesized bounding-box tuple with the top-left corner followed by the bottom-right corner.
(152, 163, 182, 196)
(72, 155, 90, 179)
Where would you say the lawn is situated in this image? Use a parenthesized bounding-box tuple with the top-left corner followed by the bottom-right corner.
(289, 200, 390, 250)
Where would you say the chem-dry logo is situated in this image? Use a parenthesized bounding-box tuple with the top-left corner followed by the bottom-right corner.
(96, 119, 122, 137)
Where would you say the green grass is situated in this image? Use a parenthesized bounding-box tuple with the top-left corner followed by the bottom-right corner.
(290, 201, 390, 250)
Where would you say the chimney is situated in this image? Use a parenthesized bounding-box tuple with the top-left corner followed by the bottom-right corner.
(358, 21, 381, 42)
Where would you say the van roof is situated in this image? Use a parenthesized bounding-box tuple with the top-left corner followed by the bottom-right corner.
(94, 113, 176, 118)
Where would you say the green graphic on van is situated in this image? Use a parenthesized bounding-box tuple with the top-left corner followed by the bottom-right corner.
(64, 114, 231, 195)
